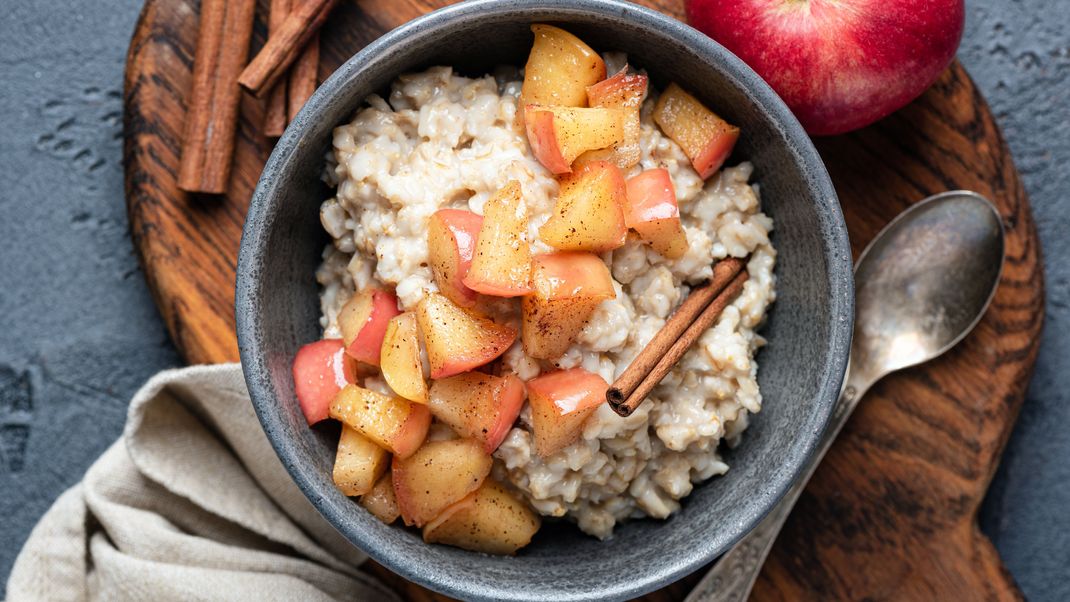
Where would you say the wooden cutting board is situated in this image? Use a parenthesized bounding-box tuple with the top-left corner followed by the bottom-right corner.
(123, 0, 1044, 599)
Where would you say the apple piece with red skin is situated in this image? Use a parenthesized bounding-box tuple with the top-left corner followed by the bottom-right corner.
(329, 384, 430, 459)
(521, 252, 616, 359)
(521, 24, 606, 108)
(392, 438, 493, 527)
(415, 292, 517, 379)
(463, 181, 534, 297)
(653, 83, 739, 179)
(427, 209, 483, 307)
(624, 168, 689, 259)
(427, 372, 525, 453)
(292, 339, 357, 425)
(539, 160, 628, 253)
(524, 105, 625, 175)
(422, 478, 540, 555)
(685, 0, 964, 136)
(586, 68, 648, 108)
(524, 108, 570, 174)
(337, 289, 402, 366)
(527, 368, 609, 457)
(576, 68, 648, 169)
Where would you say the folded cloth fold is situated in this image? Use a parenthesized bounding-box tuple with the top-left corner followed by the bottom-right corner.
(6, 364, 397, 602)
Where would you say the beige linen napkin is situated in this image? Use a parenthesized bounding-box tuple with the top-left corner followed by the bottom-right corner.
(5, 364, 397, 602)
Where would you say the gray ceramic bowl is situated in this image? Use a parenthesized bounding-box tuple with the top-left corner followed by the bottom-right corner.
(236, 0, 852, 599)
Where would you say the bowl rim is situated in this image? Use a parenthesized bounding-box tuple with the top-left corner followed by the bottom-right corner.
(236, 0, 853, 599)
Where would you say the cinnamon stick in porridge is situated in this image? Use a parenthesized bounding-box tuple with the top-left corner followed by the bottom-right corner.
(287, 30, 320, 121)
(608, 257, 748, 417)
(177, 0, 257, 193)
(238, 0, 337, 97)
(263, 0, 292, 137)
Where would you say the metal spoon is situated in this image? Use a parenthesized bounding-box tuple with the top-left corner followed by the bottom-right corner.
(686, 190, 1005, 602)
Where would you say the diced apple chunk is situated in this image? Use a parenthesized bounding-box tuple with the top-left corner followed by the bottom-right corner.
(521, 24, 606, 108)
(586, 68, 648, 108)
(653, 83, 739, 179)
(360, 471, 400, 524)
(292, 339, 356, 425)
(337, 289, 402, 366)
(528, 368, 608, 457)
(427, 373, 525, 453)
(577, 68, 648, 169)
(422, 479, 540, 555)
(521, 253, 616, 359)
(333, 426, 389, 497)
(524, 105, 625, 174)
(463, 182, 533, 297)
(329, 384, 430, 459)
(380, 312, 427, 403)
(624, 168, 688, 259)
(392, 438, 493, 527)
(415, 293, 517, 379)
(427, 209, 483, 307)
(539, 160, 627, 252)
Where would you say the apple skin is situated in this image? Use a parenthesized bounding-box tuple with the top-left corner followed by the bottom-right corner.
(686, 0, 964, 135)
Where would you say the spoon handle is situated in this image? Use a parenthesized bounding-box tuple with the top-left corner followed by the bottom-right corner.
(685, 368, 874, 602)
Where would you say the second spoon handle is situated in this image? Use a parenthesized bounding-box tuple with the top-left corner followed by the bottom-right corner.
(685, 368, 874, 602)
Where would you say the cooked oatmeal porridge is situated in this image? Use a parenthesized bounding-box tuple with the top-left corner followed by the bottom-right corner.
(314, 62, 776, 539)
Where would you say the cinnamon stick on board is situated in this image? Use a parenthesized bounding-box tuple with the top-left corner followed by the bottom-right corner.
(263, 0, 292, 137)
(288, 31, 320, 122)
(177, 0, 257, 194)
(238, 0, 337, 98)
(608, 258, 749, 417)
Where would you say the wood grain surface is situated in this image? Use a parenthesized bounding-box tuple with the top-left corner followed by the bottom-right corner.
(122, 0, 1044, 599)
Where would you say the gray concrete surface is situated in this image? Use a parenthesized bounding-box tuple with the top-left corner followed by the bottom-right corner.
(0, 0, 182, 582)
(0, 0, 1066, 598)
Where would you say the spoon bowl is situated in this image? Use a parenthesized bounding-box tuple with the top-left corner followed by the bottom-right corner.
(850, 191, 1005, 389)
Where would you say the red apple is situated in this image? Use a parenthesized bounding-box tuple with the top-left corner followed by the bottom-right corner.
(685, 0, 964, 135)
